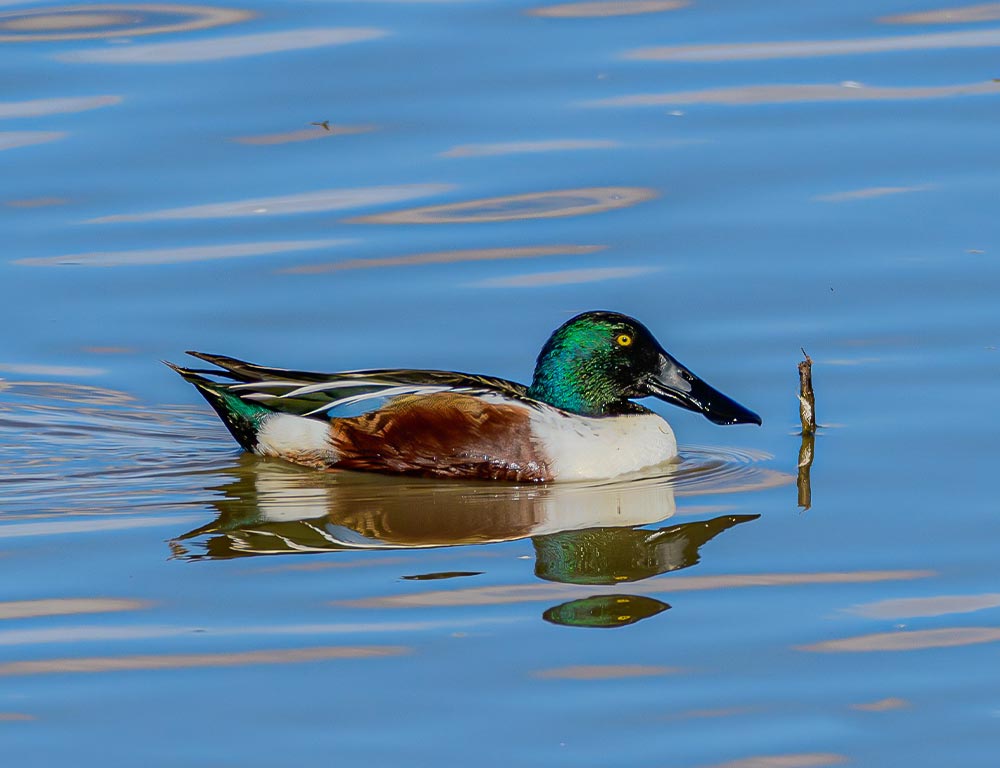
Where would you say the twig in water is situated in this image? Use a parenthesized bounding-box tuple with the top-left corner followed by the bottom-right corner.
(797, 432, 814, 511)
(798, 348, 816, 436)
(796, 348, 817, 510)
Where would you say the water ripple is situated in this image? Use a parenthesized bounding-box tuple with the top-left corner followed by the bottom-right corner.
(58, 26, 387, 64)
(0, 381, 233, 516)
(0, 3, 252, 42)
(627, 27, 1000, 61)
(349, 187, 657, 224)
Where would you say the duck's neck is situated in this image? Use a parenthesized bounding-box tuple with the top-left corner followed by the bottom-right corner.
(528, 355, 632, 417)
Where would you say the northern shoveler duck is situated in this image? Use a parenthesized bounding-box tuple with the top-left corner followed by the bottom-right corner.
(168, 311, 760, 482)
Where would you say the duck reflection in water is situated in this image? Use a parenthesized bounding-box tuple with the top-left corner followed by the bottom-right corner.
(174, 457, 759, 628)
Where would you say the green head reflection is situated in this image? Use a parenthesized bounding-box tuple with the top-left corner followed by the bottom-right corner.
(533, 515, 759, 585)
(543, 594, 671, 629)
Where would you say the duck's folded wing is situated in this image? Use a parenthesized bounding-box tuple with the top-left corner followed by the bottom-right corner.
(181, 351, 530, 417)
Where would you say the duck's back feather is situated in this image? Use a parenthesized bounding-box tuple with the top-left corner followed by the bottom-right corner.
(185, 351, 530, 418)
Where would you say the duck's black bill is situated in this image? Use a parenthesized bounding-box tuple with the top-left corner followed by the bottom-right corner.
(644, 353, 762, 426)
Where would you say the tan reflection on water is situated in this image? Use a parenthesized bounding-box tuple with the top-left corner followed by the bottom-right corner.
(701, 755, 847, 768)
(849, 593, 1000, 618)
(0, 362, 104, 376)
(813, 184, 934, 203)
(0, 95, 120, 119)
(341, 570, 934, 609)
(667, 707, 756, 720)
(0, 380, 137, 405)
(0, 131, 65, 151)
(81, 346, 135, 355)
(677, 469, 791, 496)
(473, 266, 657, 288)
(9, 12, 132, 29)
(260, 555, 415, 573)
(589, 81, 1000, 107)
(529, 1, 688, 17)
(0, 712, 34, 721)
(0, 645, 409, 676)
(881, 3, 1000, 24)
(441, 139, 618, 158)
(0, 598, 149, 620)
(15, 239, 345, 267)
(672, 504, 737, 517)
(90, 183, 451, 223)
(534, 664, 679, 679)
(0, 4, 253, 42)
(0, 617, 514, 646)
(799, 627, 1000, 652)
(0, 516, 198, 539)
(628, 28, 1000, 61)
(4, 197, 67, 208)
(348, 186, 657, 224)
(281, 244, 605, 275)
(851, 697, 909, 712)
(58, 26, 387, 64)
(820, 357, 882, 367)
(234, 124, 377, 145)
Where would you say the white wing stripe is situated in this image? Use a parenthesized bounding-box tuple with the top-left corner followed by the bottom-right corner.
(301, 384, 473, 416)
(282, 379, 402, 397)
(229, 381, 309, 391)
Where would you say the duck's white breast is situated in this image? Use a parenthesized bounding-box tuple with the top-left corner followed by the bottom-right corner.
(529, 408, 678, 482)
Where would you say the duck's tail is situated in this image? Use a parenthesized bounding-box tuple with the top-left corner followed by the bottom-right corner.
(165, 362, 273, 452)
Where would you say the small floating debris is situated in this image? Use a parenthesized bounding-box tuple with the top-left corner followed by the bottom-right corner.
(400, 571, 483, 581)
(310, 120, 331, 131)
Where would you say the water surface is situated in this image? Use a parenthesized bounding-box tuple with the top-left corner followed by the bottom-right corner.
(2, 1, 999, 766)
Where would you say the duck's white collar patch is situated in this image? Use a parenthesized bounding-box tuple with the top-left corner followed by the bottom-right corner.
(529, 409, 677, 482)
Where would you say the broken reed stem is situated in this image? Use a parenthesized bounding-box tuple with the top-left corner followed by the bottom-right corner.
(796, 348, 817, 510)
(798, 348, 816, 436)
(797, 433, 814, 511)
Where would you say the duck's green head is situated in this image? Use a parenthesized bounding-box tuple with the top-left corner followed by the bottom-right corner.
(527, 311, 762, 424)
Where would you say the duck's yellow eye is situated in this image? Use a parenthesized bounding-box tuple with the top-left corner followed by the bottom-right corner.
(616, 333, 633, 347)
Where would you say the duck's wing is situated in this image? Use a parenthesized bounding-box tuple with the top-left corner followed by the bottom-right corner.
(180, 351, 531, 418)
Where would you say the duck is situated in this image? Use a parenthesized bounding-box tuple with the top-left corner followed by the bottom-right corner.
(168, 310, 761, 482)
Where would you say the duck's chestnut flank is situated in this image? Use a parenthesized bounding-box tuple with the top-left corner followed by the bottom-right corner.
(331, 394, 551, 482)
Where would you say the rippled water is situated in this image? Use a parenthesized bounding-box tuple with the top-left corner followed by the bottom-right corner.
(3, 1, 1000, 766)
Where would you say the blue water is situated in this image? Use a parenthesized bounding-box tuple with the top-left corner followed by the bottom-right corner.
(2, 1, 1000, 766)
